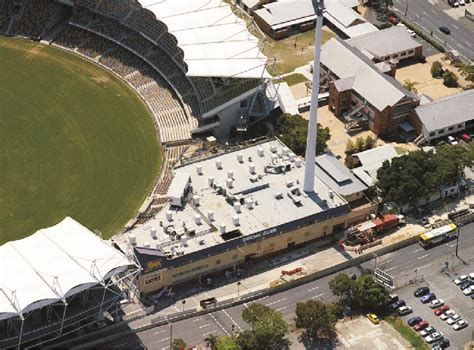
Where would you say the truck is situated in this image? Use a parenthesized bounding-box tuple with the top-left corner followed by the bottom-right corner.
(344, 214, 405, 246)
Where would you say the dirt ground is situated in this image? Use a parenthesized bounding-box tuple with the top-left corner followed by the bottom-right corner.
(336, 317, 413, 349)
(300, 106, 418, 158)
(395, 53, 465, 100)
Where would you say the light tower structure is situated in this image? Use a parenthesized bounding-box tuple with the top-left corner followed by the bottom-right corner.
(304, 0, 325, 193)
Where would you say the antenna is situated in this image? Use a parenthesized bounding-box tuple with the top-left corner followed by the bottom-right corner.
(304, 0, 325, 193)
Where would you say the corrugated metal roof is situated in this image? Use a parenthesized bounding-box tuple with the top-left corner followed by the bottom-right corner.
(416, 90, 474, 133)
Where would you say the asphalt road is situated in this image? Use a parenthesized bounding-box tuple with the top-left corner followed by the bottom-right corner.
(392, 0, 474, 60)
(102, 221, 474, 349)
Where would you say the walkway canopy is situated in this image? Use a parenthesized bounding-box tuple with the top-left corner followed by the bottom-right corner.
(0, 217, 134, 321)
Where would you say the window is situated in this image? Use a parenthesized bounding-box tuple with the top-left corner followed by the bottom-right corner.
(438, 129, 444, 135)
(458, 124, 463, 129)
(408, 50, 414, 54)
(401, 51, 407, 57)
(448, 126, 454, 131)
(429, 132, 435, 137)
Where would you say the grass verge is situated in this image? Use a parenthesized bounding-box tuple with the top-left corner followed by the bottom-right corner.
(386, 316, 430, 350)
(282, 73, 308, 86)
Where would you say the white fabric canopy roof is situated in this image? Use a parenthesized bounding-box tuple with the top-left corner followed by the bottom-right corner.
(0, 217, 133, 320)
(139, 0, 269, 79)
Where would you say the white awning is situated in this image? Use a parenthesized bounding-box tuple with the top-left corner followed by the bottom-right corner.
(139, 0, 269, 79)
(0, 218, 134, 319)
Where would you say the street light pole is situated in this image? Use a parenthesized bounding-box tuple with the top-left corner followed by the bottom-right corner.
(237, 281, 241, 299)
(455, 226, 460, 258)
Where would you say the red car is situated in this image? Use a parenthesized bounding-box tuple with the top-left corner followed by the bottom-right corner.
(388, 15, 400, 24)
(414, 320, 429, 331)
(459, 133, 471, 142)
(434, 305, 450, 316)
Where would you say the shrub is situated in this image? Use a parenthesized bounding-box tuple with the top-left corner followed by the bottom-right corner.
(431, 61, 443, 78)
(442, 70, 458, 87)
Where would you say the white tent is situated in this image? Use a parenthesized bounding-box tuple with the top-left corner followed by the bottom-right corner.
(139, 0, 269, 79)
(0, 217, 134, 321)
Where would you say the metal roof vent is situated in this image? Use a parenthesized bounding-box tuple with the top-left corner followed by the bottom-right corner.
(257, 147, 264, 157)
(196, 165, 203, 175)
(128, 234, 136, 245)
(270, 145, 277, 153)
(220, 223, 226, 233)
(208, 211, 215, 221)
(208, 176, 215, 186)
(216, 159, 223, 169)
(194, 215, 202, 225)
(227, 170, 234, 179)
(249, 164, 256, 174)
(226, 178, 234, 189)
(150, 227, 157, 239)
(166, 211, 173, 221)
(234, 202, 241, 213)
(193, 195, 200, 206)
(237, 153, 244, 163)
(233, 216, 240, 226)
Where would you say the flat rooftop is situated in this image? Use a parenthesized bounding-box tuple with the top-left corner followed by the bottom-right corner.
(115, 139, 349, 259)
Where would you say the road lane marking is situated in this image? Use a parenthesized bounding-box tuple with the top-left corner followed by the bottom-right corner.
(417, 263, 432, 270)
(308, 286, 320, 292)
(199, 324, 210, 329)
(265, 298, 287, 306)
(154, 330, 167, 335)
(386, 266, 398, 272)
(221, 309, 243, 332)
(173, 305, 180, 312)
(158, 337, 170, 343)
(413, 248, 423, 253)
(417, 254, 429, 260)
(192, 317, 203, 322)
(275, 306, 287, 311)
(204, 330, 218, 336)
(312, 293, 326, 299)
(209, 313, 230, 336)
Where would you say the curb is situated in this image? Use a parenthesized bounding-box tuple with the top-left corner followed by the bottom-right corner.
(68, 234, 419, 349)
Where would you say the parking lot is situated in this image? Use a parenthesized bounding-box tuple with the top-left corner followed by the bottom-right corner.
(395, 268, 474, 349)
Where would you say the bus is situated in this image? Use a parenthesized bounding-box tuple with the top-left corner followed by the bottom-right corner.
(418, 223, 457, 248)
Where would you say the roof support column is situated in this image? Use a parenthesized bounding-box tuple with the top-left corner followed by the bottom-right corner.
(59, 302, 68, 335)
(16, 316, 24, 350)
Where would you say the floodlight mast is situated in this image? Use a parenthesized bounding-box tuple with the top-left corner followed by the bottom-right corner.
(304, 0, 325, 193)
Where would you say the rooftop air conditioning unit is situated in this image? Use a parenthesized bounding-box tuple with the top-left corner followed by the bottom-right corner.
(166, 211, 173, 221)
(216, 159, 223, 169)
(233, 216, 240, 226)
(193, 195, 200, 206)
(227, 170, 234, 179)
(196, 165, 203, 175)
(270, 145, 277, 153)
(208, 211, 215, 221)
(237, 153, 243, 163)
(194, 215, 202, 225)
(150, 227, 157, 239)
(257, 147, 264, 157)
(220, 224, 226, 233)
(249, 164, 256, 174)
(208, 176, 214, 186)
(128, 234, 136, 245)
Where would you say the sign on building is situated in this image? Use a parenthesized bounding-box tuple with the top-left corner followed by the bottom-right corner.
(374, 268, 394, 290)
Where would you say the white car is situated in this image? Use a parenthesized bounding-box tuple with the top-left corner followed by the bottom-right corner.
(429, 299, 444, 309)
(447, 135, 458, 145)
(454, 275, 468, 285)
(407, 29, 416, 37)
(463, 286, 473, 295)
(469, 272, 474, 280)
(425, 332, 443, 343)
(453, 319, 468, 330)
(441, 310, 455, 320)
(459, 0, 466, 5)
(447, 314, 461, 325)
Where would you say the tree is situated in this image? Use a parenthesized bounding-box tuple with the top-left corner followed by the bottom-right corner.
(403, 79, 418, 94)
(329, 273, 355, 303)
(460, 64, 474, 82)
(431, 61, 443, 78)
(172, 338, 187, 350)
(294, 300, 338, 341)
(353, 275, 388, 308)
(364, 135, 376, 150)
(442, 70, 459, 87)
(275, 113, 330, 156)
(216, 336, 241, 350)
(355, 137, 365, 152)
(345, 139, 356, 155)
(238, 303, 288, 350)
(205, 334, 219, 350)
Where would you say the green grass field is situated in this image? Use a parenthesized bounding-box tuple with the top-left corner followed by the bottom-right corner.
(0, 36, 162, 244)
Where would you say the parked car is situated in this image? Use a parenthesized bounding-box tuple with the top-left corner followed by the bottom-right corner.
(421, 293, 436, 303)
(407, 29, 416, 37)
(414, 320, 429, 331)
(398, 305, 413, 316)
(459, 133, 471, 142)
(469, 272, 474, 280)
(459, 0, 466, 5)
(447, 314, 461, 325)
(414, 286, 430, 297)
(454, 275, 468, 285)
(441, 310, 455, 320)
(388, 15, 400, 24)
(407, 316, 423, 326)
(388, 294, 399, 304)
(453, 319, 468, 330)
(425, 332, 444, 343)
(459, 280, 473, 290)
(420, 326, 436, 337)
(439, 26, 451, 34)
(447, 135, 458, 144)
(432, 338, 450, 349)
(434, 305, 450, 316)
(462, 286, 473, 295)
(367, 313, 379, 324)
(429, 299, 444, 309)
(391, 299, 406, 309)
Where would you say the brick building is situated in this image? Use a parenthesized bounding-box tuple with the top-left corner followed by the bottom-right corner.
(320, 38, 420, 136)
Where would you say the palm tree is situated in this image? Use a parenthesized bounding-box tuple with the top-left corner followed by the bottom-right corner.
(205, 334, 219, 350)
(403, 79, 418, 95)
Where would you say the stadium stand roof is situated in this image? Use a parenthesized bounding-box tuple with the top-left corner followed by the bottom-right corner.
(140, 0, 269, 79)
(0, 218, 134, 320)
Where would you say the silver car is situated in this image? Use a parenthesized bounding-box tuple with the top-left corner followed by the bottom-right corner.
(447, 314, 461, 325)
